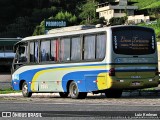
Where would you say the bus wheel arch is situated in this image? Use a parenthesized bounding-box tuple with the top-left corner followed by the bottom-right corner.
(69, 81, 87, 99)
(19, 80, 25, 90)
(21, 81, 32, 97)
(59, 80, 73, 98)
(67, 80, 73, 93)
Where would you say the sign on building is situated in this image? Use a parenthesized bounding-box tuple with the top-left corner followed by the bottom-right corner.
(45, 20, 67, 34)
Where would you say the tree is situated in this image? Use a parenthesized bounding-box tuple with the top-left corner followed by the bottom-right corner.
(55, 11, 77, 26)
(33, 11, 77, 35)
(6, 17, 34, 37)
(109, 17, 127, 26)
(33, 21, 45, 36)
(79, 0, 98, 24)
(98, 17, 108, 25)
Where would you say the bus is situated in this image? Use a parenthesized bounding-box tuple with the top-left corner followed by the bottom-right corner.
(0, 38, 21, 71)
(11, 25, 159, 99)
(157, 42, 160, 79)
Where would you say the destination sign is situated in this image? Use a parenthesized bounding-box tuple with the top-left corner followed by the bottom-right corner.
(117, 36, 150, 50)
(112, 27, 155, 55)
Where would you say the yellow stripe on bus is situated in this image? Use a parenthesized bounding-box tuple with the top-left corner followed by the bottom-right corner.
(31, 65, 109, 91)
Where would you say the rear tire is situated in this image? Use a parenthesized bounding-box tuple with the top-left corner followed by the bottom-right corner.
(22, 82, 32, 97)
(105, 89, 122, 98)
(69, 81, 87, 99)
(59, 92, 69, 98)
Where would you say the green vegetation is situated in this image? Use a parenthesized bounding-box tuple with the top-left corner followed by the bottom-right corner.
(0, 0, 160, 37)
(109, 17, 127, 26)
(131, 0, 160, 9)
(0, 88, 21, 94)
(142, 1, 160, 9)
(0, 0, 100, 37)
(138, 19, 160, 41)
(129, 0, 160, 41)
(33, 11, 78, 35)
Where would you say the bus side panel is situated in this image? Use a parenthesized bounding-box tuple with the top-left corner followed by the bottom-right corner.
(97, 72, 113, 90)
(12, 65, 109, 93)
(31, 68, 65, 92)
(12, 69, 40, 91)
(62, 71, 102, 92)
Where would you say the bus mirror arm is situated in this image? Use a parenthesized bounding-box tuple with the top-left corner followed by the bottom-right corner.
(14, 63, 23, 68)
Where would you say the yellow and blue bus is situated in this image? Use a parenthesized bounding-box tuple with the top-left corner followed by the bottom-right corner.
(11, 25, 159, 99)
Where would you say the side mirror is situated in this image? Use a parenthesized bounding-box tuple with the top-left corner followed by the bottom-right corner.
(19, 47, 25, 54)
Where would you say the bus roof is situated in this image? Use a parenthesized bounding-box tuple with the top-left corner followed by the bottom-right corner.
(20, 25, 153, 42)
(21, 25, 111, 42)
(48, 25, 96, 34)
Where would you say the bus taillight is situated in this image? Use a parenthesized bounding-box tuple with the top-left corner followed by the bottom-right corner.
(109, 68, 115, 76)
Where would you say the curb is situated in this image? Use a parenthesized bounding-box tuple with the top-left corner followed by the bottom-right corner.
(0, 93, 99, 97)
(0, 90, 160, 97)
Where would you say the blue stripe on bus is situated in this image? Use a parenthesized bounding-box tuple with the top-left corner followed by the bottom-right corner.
(62, 70, 108, 92)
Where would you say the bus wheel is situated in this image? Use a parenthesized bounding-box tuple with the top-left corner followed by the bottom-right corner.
(59, 92, 69, 98)
(22, 82, 32, 97)
(69, 81, 87, 99)
(105, 89, 122, 98)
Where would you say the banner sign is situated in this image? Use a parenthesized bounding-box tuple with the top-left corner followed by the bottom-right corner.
(45, 20, 67, 30)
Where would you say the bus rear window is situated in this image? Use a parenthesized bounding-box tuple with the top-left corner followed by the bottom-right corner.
(112, 27, 156, 55)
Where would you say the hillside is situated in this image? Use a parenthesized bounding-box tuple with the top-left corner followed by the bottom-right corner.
(0, 0, 87, 38)
(0, 0, 159, 38)
(130, 0, 160, 41)
(131, 0, 160, 9)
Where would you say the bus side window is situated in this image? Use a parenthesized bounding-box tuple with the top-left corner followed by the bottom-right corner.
(96, 34, 106, 59)
(51, 40, 57, 62)
(71, 36, 81, 61)
(30, 42, 35, 62)
(84, 35, 96, 60)
(35, 41, 39, 62)
(60, 38, 70, 61)
(29, 41, 39, 63)
(40, 40, 50, 62)
(18, 46, 28, 62)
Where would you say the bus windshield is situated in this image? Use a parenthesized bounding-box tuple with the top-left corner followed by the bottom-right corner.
(112, 26, 156, 55)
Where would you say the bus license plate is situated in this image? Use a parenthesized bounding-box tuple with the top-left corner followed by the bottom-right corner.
(132, 82, 140, 86)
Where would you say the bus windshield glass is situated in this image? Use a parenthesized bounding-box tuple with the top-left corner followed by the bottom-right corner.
(112, 26, 156, 55)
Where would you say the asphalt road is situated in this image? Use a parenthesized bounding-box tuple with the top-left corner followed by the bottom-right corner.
(0, 71, 160, 119)
(0, 100, 160, 119)
(0, 92, 160, 120)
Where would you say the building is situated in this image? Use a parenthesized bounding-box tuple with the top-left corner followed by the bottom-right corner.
(96, 0, 149, 25)
(0, 38, 21, 69)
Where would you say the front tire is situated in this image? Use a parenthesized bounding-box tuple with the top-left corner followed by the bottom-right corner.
(22, 82, 32, 97)
(69, 81, 87, 99)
